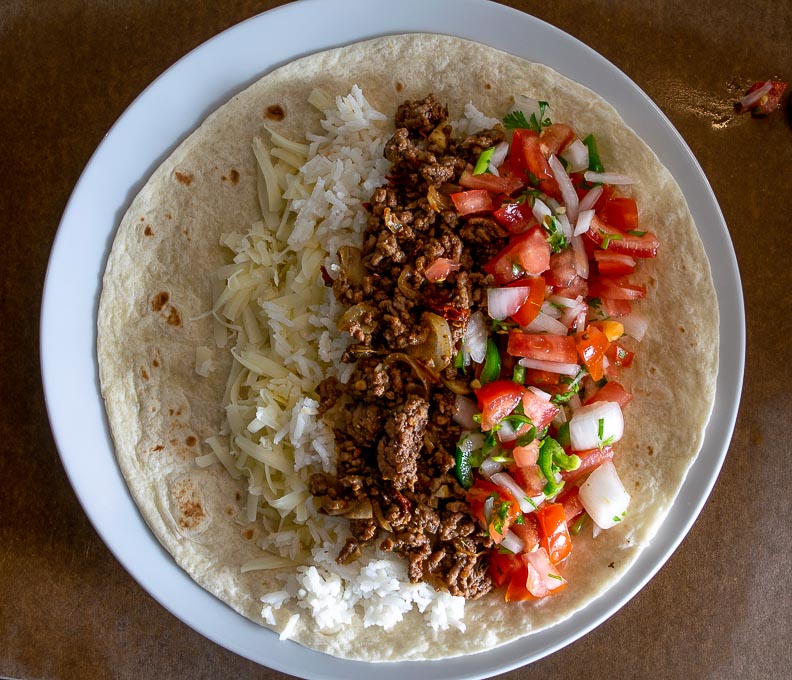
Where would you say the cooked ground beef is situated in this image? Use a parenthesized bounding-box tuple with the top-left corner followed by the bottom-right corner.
(310, 94, 510, 600)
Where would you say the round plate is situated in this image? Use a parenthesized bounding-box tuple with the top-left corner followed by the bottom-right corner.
(40, 0, 744, 677)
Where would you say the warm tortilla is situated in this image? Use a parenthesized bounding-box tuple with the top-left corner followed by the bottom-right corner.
(97, 34, 718, 661)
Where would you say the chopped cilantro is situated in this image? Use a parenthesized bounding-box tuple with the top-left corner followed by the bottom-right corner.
(543, 215, 569, 253)
(515, 514, 525, 525)
(512, 364, 526, 384)
(503, 110, 531, 130)
(597, 417, 605, 440)
(547, 573, 563, 581)
(627, 229, 647, 236)
(601, 232, 623, 250)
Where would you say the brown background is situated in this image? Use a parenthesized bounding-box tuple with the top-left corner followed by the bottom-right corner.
(2, 1, 790, 678)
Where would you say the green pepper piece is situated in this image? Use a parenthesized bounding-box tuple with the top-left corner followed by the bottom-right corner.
(557, 421, 571, 448)
(455, 443, 473, 490)
(512, 364, 526, 384)
(583, 133, 604, 173)
(473, 147, 494, 175)
(479, 338, 501, 385)
(571, 512, 588, 536)
(538, 438, 564, 497)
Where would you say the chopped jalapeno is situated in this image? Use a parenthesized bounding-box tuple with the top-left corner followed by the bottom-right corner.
(480, 338, 501, 384)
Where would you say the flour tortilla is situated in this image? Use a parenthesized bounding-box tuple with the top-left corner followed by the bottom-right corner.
(97, 34, 718, 661)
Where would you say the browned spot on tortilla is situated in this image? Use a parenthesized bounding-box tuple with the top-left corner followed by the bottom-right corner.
(173, 487, 207, 531)
(166, 307, 181, 327)
(634, 481, 641, 489)
(608, 562, 615, 569)
(394, 81, 404, 93)
(264, 104, 285, 121)
(151, 444, 164, 452)
(649, 366, 657, 375)
(242, 527, 255, 540)
(226, 506, 235, 516)
(141, 368, 149, 381)
(175, 170, 193, 186)
(484, 83, 492, 90)
(151, 291, 170, 312)
(182, 228, 190, 239)
(186, 436, 197, 447)
(169, 438, 177, 445)
(165, 212, 172, 220)
(175, 408, 183, 417)
(139, 216, 145, 222)
(144, 225, 153, 236)
(678, 326, 686, 333)
(647, 445, 654, 456)
(229, 169, 239, 184)
(235, 492, 242, 501)
(152, 358, 160, 368)
(168, 408, 174, 416)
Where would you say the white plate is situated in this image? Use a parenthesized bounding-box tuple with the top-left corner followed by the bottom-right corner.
(40, 0, 744, 677)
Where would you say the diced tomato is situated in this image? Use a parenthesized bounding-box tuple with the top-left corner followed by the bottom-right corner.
(450, 189, 493, 216)
(586, 215, 659, 258)
(585, 380, 633, 408)
(605, 342, 635, 368)
(475, 380, 525, 431)
(424, 257, 460, 283)
(509, 276, 545, 326)
(588, 276, 646, 301)
(521, 389, 561, 430)
(539, 123, 575, 157)
(594, 250, 636, 276)
(600, 197, 639, 232)
(556, 486, 585, 527)
(561, 445, 615, 483)
(489, 550, 522, 588)
(523, 368, 561, 387)
(589, 320, 624, 342)
(602, 297, 632, 317)
(537, 503, 572, 564)
(508, 332, 578, 364)
(740, 80, 788, 115)
(459, 169, 524, 196)
(511, 464, 546, 497)
(512, 440, 540, 467)
(493, 200, 537, 234)
(521, 547, 567, 597)
(510, 129, 561, 199)
(574, 325, 610, 382)
(483, 227, 551, 283)
(504, 566, 533, 601)
(547, 248, 577, 288)
(553, 275, 589, 299)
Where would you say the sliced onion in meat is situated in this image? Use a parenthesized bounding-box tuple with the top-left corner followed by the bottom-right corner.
(549, 155, 579, 223)
(487, 286, 531, 321)
(573, 208, 596, 237)
(453, 395, 479, 429)
(620, 312, 649, 342)
(571, 234, 590, 279)
(409, 312, 454, 370)
(584, 171, 637, 185)
(579, 460, 631, 530)
(560, 138, 589, 173)
(424, 257, 460, 283)
(532, 197, 553, 226)
(464, 310, 488, 362)
(427, 185, 453, 213)
(491, 472, 536, 513)
(490, 141, 510, 169)
(521, 311, 568, 335)
(500, 529, 526, 554)
(738, 80, 772, 111)
(568, 401, 624, 451)
(578, 185, 603, 213)
(442, 376, 472, 396)
(479, 456, 504, 480)
(337, 245, 365, 285)
(519, 357, 580, 376)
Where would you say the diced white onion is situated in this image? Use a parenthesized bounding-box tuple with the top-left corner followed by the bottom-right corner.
(738, 80, 772, 110)
(479, 456, 504, 481)
(491, 472, 536, 513)
(464, 311, 488, 362)
(560, 138, 589, 173)
(527, 385, 552, 401)
(453, 396, 479, 429)
(522, 312, 568, 335)
(549, 155, 579, 224)
(500, 530, 526, 554)
(620, 312, 649, 342)
(556, 212, 573, 242)
(584, 171, 637, 185)
(532, 197, 553, 226)
(519, 357, 580, 376)
(571, 234, 590, 279)
(578, 185, 603, 213)
(568, 401, 624, 451)
(579, 460, 631, 530)
(483, 495, 495, 523)
(540, 301, 562, 318)
(490, 141, 510, 169)
(573, 208, 596, 237)
(497, 419, 518, 443)
(487, 286, 531, 321)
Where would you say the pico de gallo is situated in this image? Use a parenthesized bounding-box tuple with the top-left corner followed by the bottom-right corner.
(450, 98, 657, 601)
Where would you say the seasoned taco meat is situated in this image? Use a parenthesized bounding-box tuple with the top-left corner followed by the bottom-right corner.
(311, 94, 511, 599)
